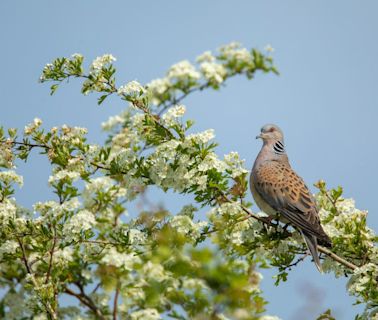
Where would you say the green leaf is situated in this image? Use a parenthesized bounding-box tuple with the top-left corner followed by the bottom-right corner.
(97, 94, 108, 105)
(50, 84, 59, 95)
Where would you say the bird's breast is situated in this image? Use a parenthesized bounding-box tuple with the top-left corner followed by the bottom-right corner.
(249, 173, 277, 217)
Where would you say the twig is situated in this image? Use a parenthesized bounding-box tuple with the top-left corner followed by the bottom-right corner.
(45, 224, 58, 284)
(318, 246, 357, 271)
(113, 281, 120, 320)
(64, 284, 105, 320)
(285, 253, 309, 270)
(16, 236, 58, 319)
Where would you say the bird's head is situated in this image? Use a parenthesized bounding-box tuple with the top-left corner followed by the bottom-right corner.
(256, 124, 284, 142)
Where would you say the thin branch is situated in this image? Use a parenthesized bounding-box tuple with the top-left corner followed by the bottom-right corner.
(16, 236, 58, 319)
(16, 236, 32, 274)
(318, 246, 357, 271)
(113, 281, 120, 320)
(284, 253, 309, 270)
(64, 284, 105, 320)
(12, 140, 51, 150)
(45, 224, 58, 284)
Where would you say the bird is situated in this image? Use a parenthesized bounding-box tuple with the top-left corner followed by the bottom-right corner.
(250, 124, 331, 272)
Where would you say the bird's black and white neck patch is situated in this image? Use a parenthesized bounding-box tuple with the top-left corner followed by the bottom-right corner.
(273, 140, 285, 154)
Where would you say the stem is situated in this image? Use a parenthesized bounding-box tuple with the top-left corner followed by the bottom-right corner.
(318, 246, 357, 271)
(64, 284, 106, 320)
(16, 236, 58, 319)
(113, 281, 120, 320)
(45, 224, 58, 284)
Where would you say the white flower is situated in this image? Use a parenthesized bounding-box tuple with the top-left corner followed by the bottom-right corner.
(230, 230, 244, 245)
(128, 229, 146, 245)
(196, 50, 216, 63)
(170, 215, 207, 239)
(130, 308, 161, 320)
(81, 269, 91, 280)
(186, 129, 215, 144)
(224, 151, 248, 178)
(24, 118, 42, 135)
(101, 247, 140, 270)
(33, 198, 80, 218)
(71, 53, 83, 59)
(91, 54, 116, 71)
(259, 316, 281, 320)
(161, 105, 186, 126)
(0, 240, 18, 256)
(101, 115, 124, 131)
(0, 140, 14, 168)
(194, 175, 207, 191)
(147, 77, 171, 104)
(182, 277, 208, 291)
(63, 210, 96, 236)
(48, 169, 80, 185)
(54, 247, 74, 265)
(264, 44, 275, 53)
(219, 42, 252, 64)
(167, 60, 200, 82)
(198, 153, 227, 172)
(200, 61, 226, 84)
(33, 314, 48, 320)
(142, 261, 168, 281)
(0, 170, 23, 187)
(348, 263, 378, 295)
(117, 80, 145, 96)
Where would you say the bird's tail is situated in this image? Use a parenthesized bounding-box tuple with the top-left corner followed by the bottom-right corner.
(302, 232, 322, 273)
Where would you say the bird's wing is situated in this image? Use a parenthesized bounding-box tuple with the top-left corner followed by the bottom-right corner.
(252, 161, 330, 242)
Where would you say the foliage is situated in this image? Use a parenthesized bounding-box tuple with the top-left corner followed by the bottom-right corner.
(0, 43, 376, 320)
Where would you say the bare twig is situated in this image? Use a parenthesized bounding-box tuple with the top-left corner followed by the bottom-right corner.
(64, 284, 106, 320)
(113, 281, 120, 320)
(318, 246, 357, 271)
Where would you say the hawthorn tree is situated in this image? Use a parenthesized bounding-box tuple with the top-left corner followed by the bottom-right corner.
(0, 43, 376, 320)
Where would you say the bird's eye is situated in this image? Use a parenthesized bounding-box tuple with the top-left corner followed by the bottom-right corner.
(268, 127, 276, 132)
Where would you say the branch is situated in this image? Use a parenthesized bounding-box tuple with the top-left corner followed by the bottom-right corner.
(16, 236, 58, 319)
(45, 224, 58, 284)
(64, 284, 106, 320)
(113, 281, 120, 320)
(318, 246, 357, 271)
(238, 203, 358, 271)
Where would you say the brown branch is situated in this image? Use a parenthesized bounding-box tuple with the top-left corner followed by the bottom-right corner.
(318, 246, 357, 271)
(12, 140, 51, 150)
(284, 253, 309, 270)
(239, 202, 358, 271)
(16, 236, 32, 274)
(64, 285, 105, 320)
(16, 236, 58, 319)
(113, 281, 120, 320)
(45, 224, 58, 284)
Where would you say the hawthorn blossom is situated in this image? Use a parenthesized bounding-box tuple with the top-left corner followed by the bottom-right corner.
(130, 308, 161, 320)
(91, 54, 116, 71)
(63, 210, 96, 236)
(118, 80, 145, 97)
(167, 60, 200, 82)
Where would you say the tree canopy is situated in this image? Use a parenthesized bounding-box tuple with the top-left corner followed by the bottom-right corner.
(0, 43, 376, 320)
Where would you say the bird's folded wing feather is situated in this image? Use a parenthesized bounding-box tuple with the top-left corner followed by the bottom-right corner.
(252, 161, 329, 241)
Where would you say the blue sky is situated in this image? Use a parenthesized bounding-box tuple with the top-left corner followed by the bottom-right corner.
(1, 1, 377, 319)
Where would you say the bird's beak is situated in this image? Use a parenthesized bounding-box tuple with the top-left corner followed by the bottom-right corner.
(256, 134, 263, 139)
